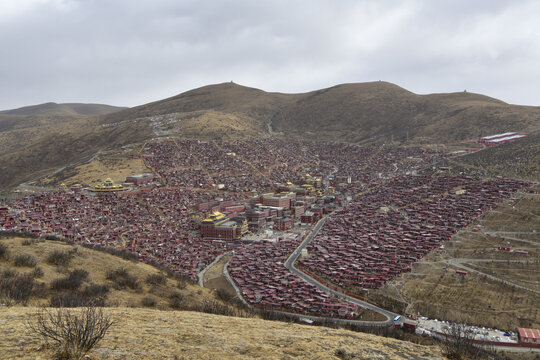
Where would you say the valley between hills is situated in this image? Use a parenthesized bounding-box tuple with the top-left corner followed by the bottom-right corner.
(1, 82, 539, 359)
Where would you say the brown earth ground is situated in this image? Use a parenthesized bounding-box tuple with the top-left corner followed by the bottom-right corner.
(203, 253, 237, 298)
(1, 307, 444, 360)
(373, 188, 540, 330)
(174, 111, 268, 140)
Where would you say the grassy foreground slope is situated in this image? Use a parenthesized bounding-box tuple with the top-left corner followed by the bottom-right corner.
(0, 236, 232, 311)
(1, 307, 443, 359)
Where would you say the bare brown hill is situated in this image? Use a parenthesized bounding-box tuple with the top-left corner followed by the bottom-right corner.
(0, 102, 126, 116)
(0, 118, 151, 189)
(448, 133, 540, 180)
(271, 82, 540, 143)
(100, 82, 299, 139)
(102, 81, 540, 144)
(0, 102, 129, 188)
(103, 82, 295, 123)
(2, 81, 540, 189)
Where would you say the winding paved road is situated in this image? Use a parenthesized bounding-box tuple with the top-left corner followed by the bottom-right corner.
(218, 218, 398, 326)
(284, 217, 399, 325)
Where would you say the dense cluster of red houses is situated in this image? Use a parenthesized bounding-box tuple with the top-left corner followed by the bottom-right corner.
(3, 138, 531, 320)
(2, 188, 243, 281)
(297, 175, 531, 290)
(228, 234, 361, 318)
(143, 139, 447, 195)
(143, 139, 333, 192)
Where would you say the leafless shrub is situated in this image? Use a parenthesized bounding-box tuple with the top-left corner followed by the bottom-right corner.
(145, 273, 167, 286)
(113, 277, 140, 291)
(69, 269, 89, 282)
(50, 271, 87, 292)
(0, 242, 9, 260)
(0, 272, 34, 305)
(47, 250, 73, 266)
(14, 254, 37, 267)
(106, 268, 140, 291)
(1, 268, 16, 278)
(141, 296, 156, 307)
(21, 239, 35, 246)
(177, 279, 187, 290)
(190, 298, 238, 317)
(50, 293, 105, 308)
(169, 291, 184, 309)
(28, 306, 113, 360)
(31, 282, 48, 298)
(105, 267, 128, 280)
(441, 322, 483, 360)
(81, 284, 109, 298)
(32, 266, 44, 278)
(215, 288, 234, 303)
(334, 348, 354, 360)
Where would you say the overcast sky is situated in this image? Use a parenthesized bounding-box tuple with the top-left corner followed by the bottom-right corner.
(1, 0, 539, 109)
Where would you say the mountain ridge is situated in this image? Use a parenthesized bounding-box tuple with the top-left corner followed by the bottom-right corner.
(0, 102, 127, 116)
(1, 81, 539, 189)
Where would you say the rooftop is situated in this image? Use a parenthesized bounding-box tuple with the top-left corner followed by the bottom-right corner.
(518, 327, 540, 340)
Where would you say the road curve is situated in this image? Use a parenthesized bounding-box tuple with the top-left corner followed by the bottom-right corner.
(223, 255, 394, 327)
(284, 217, 399, 325)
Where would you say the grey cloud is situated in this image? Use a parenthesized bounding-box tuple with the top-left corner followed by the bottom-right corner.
(1, 0, 539, 109)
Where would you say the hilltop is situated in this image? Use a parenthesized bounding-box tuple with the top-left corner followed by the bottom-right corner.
(102, 81, 540, 144)
(271, 82, 540, 143)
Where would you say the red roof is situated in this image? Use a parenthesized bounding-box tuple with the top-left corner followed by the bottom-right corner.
(518, 328, 540, 340)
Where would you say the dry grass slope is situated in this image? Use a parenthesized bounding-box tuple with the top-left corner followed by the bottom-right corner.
(36, 156, 149, 188)
(0, 117, 152, 189)
(449, 134, 540, 180)
(0, 236, 223, 310)
(1, 307, 444, 359)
